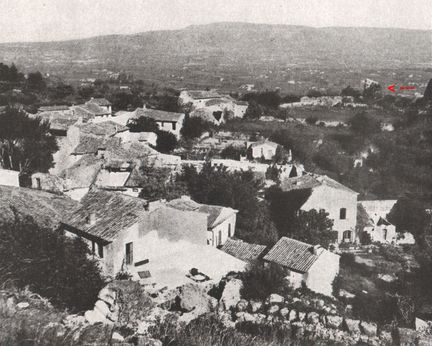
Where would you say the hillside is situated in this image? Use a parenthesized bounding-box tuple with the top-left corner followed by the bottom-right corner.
(0, 23, 432, 88)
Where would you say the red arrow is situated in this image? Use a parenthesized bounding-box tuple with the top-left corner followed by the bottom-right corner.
(387, 84, 396, 93)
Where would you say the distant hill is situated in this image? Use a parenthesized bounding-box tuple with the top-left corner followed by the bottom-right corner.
(0, 22, 430, 78)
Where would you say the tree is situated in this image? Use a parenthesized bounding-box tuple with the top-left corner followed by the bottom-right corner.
(176, 163, 277, 245)
(180, 116, 211, 140)
(137, 164, 188, 200)
(292, 209, 336, 248)
(156, 130, 177, 153)
(26, 71, 46, 90)
(128, 116, 159, 133)
(363, 83, 382, 101)
(220, 145, 245, 160)
(349, 111, 381, 136)
(266, 186, 336, 247)
(0, 107, 58, 175)
(240, 262, 287, 300)
(48, 83, 74, 100)
(244, 101, 263, 119)
(387, 198, 430, 241)
(341, 85, 361, 98)
(306, 89, 323, 98)
(424, 79, 432, 102)
(0, 214, 105, 312)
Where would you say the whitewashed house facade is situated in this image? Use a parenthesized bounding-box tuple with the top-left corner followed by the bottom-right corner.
(264, 237, 340, 296)
(281, 174, 358, 243)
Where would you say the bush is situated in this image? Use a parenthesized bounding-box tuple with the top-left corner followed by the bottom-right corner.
(115, 271, 133, 280)
(156, 130, 177, 153)
(180, 116, 211, 140)
(220, 145, 245, 160)
(240, 262, 287, 300)
(352, 293, 398, 325)
(151, 313, 291, 346)
(340, 253, 356, 267)
(127, 116, 159, 132)
(305, 116, 318, 125)
(0, 215, 105, 312)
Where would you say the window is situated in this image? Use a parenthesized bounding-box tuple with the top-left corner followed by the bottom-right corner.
(340, 208, 347, 220)
(125, 242, 133, 265)
(98, 243, 104, 258)
(36, 178, 41, 189)
(228, 224, 232, 238)
(91, 241, 96, 255)
(172, 122, 176, 130)
(218, 230, 222, 246)
(343, 230, 352, 242)
(383, 229, 388, 240)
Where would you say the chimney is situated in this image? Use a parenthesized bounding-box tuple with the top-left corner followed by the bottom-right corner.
(89, 212, 96, 226)
(311, 245, 321, 255)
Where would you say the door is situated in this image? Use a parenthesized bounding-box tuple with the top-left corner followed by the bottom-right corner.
(125, 242, 133, 265)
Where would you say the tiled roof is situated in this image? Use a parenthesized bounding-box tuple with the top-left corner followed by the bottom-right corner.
(281, 174, 357, 195)
(263, 237, 322, 273)
(75, 121, 128, 136)
(74, 103, 110, 116)
(38, 105, 70, 112)
(72, 136, 121, 155)
(135, 108, 184, 123)
(221, 239, 268, 261)
(166, 197, 235, 229)
(105, 141, 159, 161)
(61, 155, 103, 189)
(0, 185, 79, 229)
(62, 189, 148, 242)
(124, 166, 146, 187)
(187, 90, 223, 100)
(87, 98, 111, 107)
(249, 140, 279, 149)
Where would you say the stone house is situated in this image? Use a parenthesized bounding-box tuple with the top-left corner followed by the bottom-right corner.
(357, 200, 398, 244)
(135, 108, 184, 138)
(247, 140, 279, 161)
(179, 90, 248, 125)
(74, 98, 112, 120)
(281, 174, 358, 243)
(60, 189, 245, 286)
(167, 196, 238, 247)
(263, 237, 340, 296)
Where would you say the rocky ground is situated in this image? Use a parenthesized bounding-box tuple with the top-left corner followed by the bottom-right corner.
(2, 277, 432, 345)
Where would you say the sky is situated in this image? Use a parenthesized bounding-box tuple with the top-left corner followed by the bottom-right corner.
(0, 0, 431, 43)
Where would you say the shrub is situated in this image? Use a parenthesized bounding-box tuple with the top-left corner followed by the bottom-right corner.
(156, 130, 177, 153)
(115, 271, 133, 280)
(305, 116, 318, 125)
(352, 293, 398, 325)
(220, 145, 245, 160)
(0, 214, 105, 312)
(340, 253, 356, 267)
(127, 116, 159, 132)
(180, 116, 211, 140)
(240, 262, 287, 300)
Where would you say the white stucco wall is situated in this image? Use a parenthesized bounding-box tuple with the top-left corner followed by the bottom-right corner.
(155, 114, 184, 138)
(364, 224, 397, 244)
(305, 250, 340, 296)
(208, 213, 237, 247)
(301, 185, 358, 243)
(251, 144, 277, 160)
(285, 270, 306, 290)
(0, 169, 20, 187)
(64, 187, 90, 201)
